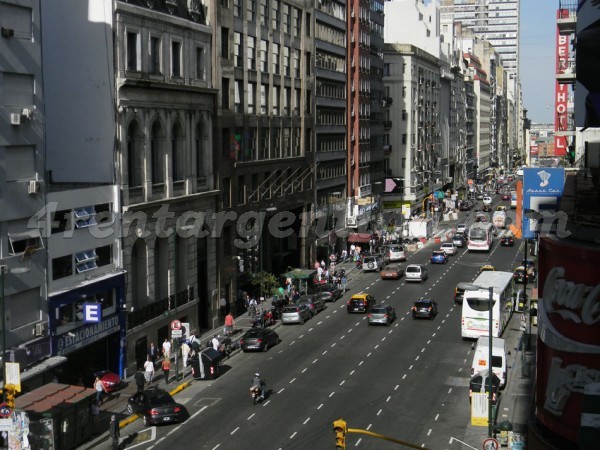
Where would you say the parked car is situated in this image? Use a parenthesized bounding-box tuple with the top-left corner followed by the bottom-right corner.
(127, 388, 187, 426)
(86, 369, 122, 394)
(440, 243, 458, 256)
(313, 284, 342, 302)
(367, 305, 396, 326)
(456, 224, 468, 235)
(240, 328, 280, 352)
(386, 245, 406, 262)
(405, 264, 429, 283)
(500, 235, 515, 247)
(452, 234, 466, 248)
(513, 266, 535, 284)
(469, 370, 501, 406)
(412, 298, 438, 319)
(281, 305, 312, 324)
(430, 250, 449, 264)
(347, 294, 376, 313)
(496, 205, 507, 211)
(295, 295, 326, 315)
(380, 264, 404, 280)
(362, 255, 385, 272)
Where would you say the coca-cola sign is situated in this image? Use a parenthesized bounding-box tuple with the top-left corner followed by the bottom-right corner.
(536, 236, 600, 444)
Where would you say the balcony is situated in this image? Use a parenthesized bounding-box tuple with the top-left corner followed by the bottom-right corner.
(557, 1, 577, 34)
(128, 287, 194, 329)
(383, 145, 392, 154)
(382, 97, 393, 107)
(383, 120, 392, 128)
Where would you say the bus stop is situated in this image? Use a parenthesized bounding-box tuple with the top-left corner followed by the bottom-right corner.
(282, 268, 318, 295)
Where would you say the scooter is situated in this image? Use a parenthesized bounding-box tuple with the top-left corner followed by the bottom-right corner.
(250, 385, 266, 405)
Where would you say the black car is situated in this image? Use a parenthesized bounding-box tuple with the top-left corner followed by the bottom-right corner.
(459, 201, 472, 211)
(313, 284, 343, 302)
(500, 235, 515, 247)
(452, 235, 466, 248)
(240, 328, 280, 352)
(412, 299, 438, 319)
(469, 370, 501, 405)
(347, 294, 376, 313)
(126, 388, 187, 426)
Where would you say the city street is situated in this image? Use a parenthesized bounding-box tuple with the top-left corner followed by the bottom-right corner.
(80, 191, 534, 450)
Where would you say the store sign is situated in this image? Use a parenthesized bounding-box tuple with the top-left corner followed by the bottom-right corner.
(522, 168, 565, 239)
(83, 303, 102, 323)
(56, 315, 120, 356)
(536, 237, 600, 444)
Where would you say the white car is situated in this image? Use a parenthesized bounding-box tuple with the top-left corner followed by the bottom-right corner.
(456, 224, 468, 235)
(482, 196, 492, 205)
(440, 243, 458, 256)
(386, 245, 406, 262)
(362, 255, 385, 272)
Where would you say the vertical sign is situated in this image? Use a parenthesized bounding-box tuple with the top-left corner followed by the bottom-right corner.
(554, 11, 569, 157)
(522, 168, 565, 239)
(5, 362, 21, 393)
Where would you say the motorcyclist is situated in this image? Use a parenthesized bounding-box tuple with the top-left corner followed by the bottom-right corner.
(251, 372, 266, 400)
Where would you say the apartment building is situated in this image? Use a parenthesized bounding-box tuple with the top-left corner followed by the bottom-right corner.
(114, 0, 218, 375)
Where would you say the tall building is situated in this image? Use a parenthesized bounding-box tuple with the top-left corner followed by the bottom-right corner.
(210, 0, 315, 295)
(114, 0, 218, 375)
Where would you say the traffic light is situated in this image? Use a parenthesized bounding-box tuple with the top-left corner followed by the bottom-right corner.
(4, 384, 16, 410)
(333, 418, 347, 449)
(567, 144, 576, 165)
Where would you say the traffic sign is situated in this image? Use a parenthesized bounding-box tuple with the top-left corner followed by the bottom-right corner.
(170, 320, 182, 331)
(171, 330, 183, 338)
(0, 403, 11, 418)
(483, 437, 499, 450)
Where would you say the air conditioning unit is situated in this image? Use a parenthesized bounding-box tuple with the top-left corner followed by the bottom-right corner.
(28, 180, 40, 194)
(35, 322, 47, 337)
(10, 113, 22, 125)
(347, 217, 357, 226)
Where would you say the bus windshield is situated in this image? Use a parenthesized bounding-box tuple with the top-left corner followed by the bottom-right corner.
(470, 228, 487, 240)
(466, 297, 497, 312)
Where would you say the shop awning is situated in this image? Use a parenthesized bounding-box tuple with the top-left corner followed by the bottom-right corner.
(283, 268, 317, 280)
(347, 233, 373, 244)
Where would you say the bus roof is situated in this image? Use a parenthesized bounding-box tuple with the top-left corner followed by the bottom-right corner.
(471, 271, 514, 293)
(469, 222, 493, 231)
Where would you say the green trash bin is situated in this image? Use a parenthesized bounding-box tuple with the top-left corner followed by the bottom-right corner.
(498, 421, 513, 446)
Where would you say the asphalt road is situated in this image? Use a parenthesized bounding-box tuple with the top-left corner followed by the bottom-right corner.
(115, 192, 528, 450)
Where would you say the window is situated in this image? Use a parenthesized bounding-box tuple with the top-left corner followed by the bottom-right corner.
(195, 123, 206, 178)
(283, 87, 290, 115)
(283, 3, 290, 34)
(222, 77, 230, 109)
(196, 46, 205, 80)
(402, 134, 407, 145)
(294, 7, 301, 36)
(272, 85, 280, 115)
(52, 210, 70, 234)
(233, 0, 242, 17)
(8, 230, 43, 256)
(75, 250, 98, 273)
(52, 255, 73, 280)
(247, 0, 256, 22)
(305, 51, 311, 76)
(294, 88, 301, 116)
(283, 46, 290, 76)
(259, 0, 269, 25)
(74, 206, 97, 228)
(238, 175, 246, 205)
(151, 122, 164, 183)
(402, 110, 408, 121)
(221, 27, 229, 59)
(126, 31, 140, 71)
(305, 12, 311, 36)
(272, 0, 280, 30)
(222, 177, 231, 207)
(234, 32, 243, 67)
(260, 84, 268, 114)
(260, 40, 268, 72)
(150, 36, 161, 74)
(171, 41, 182, 77)
(293, 48, 300, 78)
(234, 79, 243, 113)
(248, 82, 256, 114)
(305, 89, 311, 113)
(247, 35, 256, 70)
(272, 43, 280, 74)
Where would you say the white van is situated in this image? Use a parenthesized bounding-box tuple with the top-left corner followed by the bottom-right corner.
(471, 336, 507, 388)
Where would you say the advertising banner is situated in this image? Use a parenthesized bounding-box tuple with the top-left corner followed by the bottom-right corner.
(521, 168, 565, 239)
(554, 11, 569, 156)
(536, 236, 600, 445)
(575, 1, 600, 127)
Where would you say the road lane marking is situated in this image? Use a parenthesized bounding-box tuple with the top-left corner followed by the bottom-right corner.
(415, 355, 420, 361)
(421, 347, 426, 353)
(381, 337, 386, 342)
(448, 388, 453, 394)
(435, 414, 439, 421)
(318, 321, 323, 325)
(389, 329, 393, 334)
(367, 352, 372, 357)
(350, 369, 355, 375)
(331, 343, 336, 348)
(340, 380, 346, 386)
(340, 335, 345, 339)
(308, 328, 314, 332)
(329, 391, 335, 397)
(377, 409, 382, 416)
(290, 432, 297, 439)
(409, 365, 413, 370)
(395, 384, 400, 390)
(231, 427, 239, 435)
(359, 360, 364, 365)
(317, 403, 324, 410)
(355, 438, 362, 446)
(312, 358, 318, 364)
(303, 418, 311, 425)
(374, 345, 379, 349)
(367, 424, 372, 430)
(211, 445, 220, 450)
(299, 334, 305, 339)
(290, 378, 296, 384)
(262, 400, 270, 406)
(290, 341, 295, 346)
(427, 429, 432, 436)
(247, 413, 255, 420)
(302, 368, 307, 373)
(427, 340, 431, 345)
(278, 388, 285, 394)
(323, 350, 328, 355)
(402, 374, 407, 380)
(386, 396, 391, 402)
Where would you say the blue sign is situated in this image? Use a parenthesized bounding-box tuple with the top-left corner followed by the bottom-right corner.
(522, 168, 565, 239)
(83, 303, 102, 323)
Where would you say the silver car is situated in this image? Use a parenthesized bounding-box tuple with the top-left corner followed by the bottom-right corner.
(367, 305, 397, 326)
(295, 295, 326, 316)
(405, 264, 428, 283)
(281, 305, 312, 325)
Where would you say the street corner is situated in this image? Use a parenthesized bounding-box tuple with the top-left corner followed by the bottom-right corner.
(119, 413, 140, 428)
(169, 379, 193, 396)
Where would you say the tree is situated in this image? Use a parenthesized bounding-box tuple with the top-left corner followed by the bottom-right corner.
(251, 271, 279, 298)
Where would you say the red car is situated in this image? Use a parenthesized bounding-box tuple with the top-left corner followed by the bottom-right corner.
(501, 192, 510, 201)
(91, 369, 122, 393)
(500, 235, 515, 247)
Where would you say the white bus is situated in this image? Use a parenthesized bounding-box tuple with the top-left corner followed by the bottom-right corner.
(461, 271, 515, 339)
(467, 222, 493, 251)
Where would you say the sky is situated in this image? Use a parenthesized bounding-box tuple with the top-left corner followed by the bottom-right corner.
(520, 0, 559, 124)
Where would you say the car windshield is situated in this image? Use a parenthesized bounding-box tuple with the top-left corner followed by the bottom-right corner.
(149, 392, 173, 406)
(466, 297, 496, 312)
(470, 228, 487, 239)
(283, 306, 300, 313)
(363, 257, 375, 263)
(370, 307, 387, 313)
(244, 330, 263, 337)
(432, 251, 445, 256)
(406, 266, 420, 273)
(415, 301, 432, 308)
(389, 246, 402, 252)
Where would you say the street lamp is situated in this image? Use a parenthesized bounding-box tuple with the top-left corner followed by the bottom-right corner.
(465, 284, 495, 438)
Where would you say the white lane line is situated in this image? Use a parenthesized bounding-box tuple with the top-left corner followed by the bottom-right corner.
(308, 328, 314, 332)
(299, 334, 305, 339)
(190, 406, 208, 420)
(211, 445, 220, 450)
(437, 326, 441, 330)
(317, 403, 324, 410)
(355, 438, 362, 446)
(427, 340, 431, 345)
(409, 365, 414, 370)
(318, 321, 323, 325)
(290, 378, 296, 384)
(435, 414, 439, 421)
(386, 396, 391, 402)
(367, 424, 372, 431)
(349, 328, 355, 333)
(386, 296, 391, 299)
(290, 431, 297, 439)
(427, 428, 432, 436)
(350, 370, 355, 375)
(303, 417, 311, 425)
(395, 384, 400, 390)
(262, 400, 271, 406)
(388, 329, 393, 334)
(381, 337, 386, 342)
(421, 347, 426, 353)
(247, 413, 255, 420)
(374, 345, 379, 349)
(432, 333, 436, 337)
(323, 350, 328, 355)
(359, 360, 364, 366)
(290, 341, 295, 346)
(313, 358, 318, 364)
(442, 319, 446, 324)
(331, 343, 337, 348)
(302, 368, 307, 373)
(415, 355, 420, 361)
(329, 392, 335, 398)
(367, 352, 372, 357)
(377, 409, 383, 416)
(231, 427, 239, 435)
(340, 380, 346, 386)
(402, 374, 407, 380)
(333, 309, 338, 314)
(340, 335, 346, 340)
(448, 388, 453, 394)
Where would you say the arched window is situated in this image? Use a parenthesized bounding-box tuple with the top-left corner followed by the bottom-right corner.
(127, 121, 144, 187)
(172, 122, 185, 181)
(131, 239, 147, 308)
(150, 121, 164, 184)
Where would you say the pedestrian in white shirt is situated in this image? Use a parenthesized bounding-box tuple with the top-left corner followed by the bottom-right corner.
(211, 335, 221, 351)
(162, 338, 171, 358)
(143, 355, 155, 384)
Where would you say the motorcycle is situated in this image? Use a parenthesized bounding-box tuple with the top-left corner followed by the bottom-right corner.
(250, 386, 263, 405)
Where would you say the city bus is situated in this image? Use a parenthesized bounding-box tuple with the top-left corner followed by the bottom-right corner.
(461, 271, 515, 339)
(467, 222, 493, 251)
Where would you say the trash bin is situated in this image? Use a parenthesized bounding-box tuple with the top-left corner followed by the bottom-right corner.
(200, 348, 225, 380)
(498, 421, 513, 446)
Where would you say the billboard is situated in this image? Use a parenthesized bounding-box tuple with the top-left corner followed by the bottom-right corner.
(554, 11, 569, 156)
(575, 1, 600, 127)
(521, 168, 565, 239)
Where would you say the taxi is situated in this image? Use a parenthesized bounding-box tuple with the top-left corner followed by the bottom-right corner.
(347, 294, 376, 313)
(480, 264, 495, 273)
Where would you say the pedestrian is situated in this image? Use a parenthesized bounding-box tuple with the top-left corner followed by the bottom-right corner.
(109, 414, 120, 450)
(181, 341, 190, 369)
(224, 312, 235, 336)
(162, 357, 171, 384)
(211, 335, 221, 351)
(341, 274, 347, 292)
(350, 244, 356, 259)
(135, 369, 145, 392)
(143, 355, 154, 384)
(341, 249, 348, 262)
(219, 295, 227, 317)
(148, 342, 158, 365)
(94, 376, 104, 405)
(162, 338, 171, 358)
(320, 259, 326, 269)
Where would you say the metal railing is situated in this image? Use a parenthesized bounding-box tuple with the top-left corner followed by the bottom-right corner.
(127, 286, 194, 329)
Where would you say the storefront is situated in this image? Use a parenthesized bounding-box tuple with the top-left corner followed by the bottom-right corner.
(48, 273, 126, 381)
